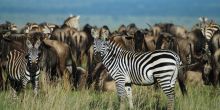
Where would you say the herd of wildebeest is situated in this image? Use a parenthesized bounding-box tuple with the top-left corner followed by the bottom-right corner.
(0, 15, 219, 94)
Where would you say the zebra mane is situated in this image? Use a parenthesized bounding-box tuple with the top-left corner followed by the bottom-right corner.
(107, 40, 123, 51)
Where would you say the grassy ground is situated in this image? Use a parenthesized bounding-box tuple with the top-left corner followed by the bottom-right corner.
(0, 72, 219, 110)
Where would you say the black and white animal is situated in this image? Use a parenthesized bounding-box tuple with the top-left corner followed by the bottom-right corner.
(93, 39, 186, 110)
(6, 39, 41, 97)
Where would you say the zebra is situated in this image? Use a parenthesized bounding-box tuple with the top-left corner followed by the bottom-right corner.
(199, 17, 220, 41)
(6, 39, 41, 98)
(63, 15, 80, 30)
(93, 39, 186, 110)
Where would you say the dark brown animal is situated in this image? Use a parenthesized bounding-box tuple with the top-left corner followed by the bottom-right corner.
(43, 39, 76, 77)
(0, 21, 17, 34)
(72, 67, 88, 90)
(110, 33, 135, 51)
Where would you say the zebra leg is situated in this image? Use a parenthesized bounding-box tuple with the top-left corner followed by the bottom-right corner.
(157, 79, 175, 110)
(125, 83, 134, 109)
(32, 78, 39, 96)
(21, 80, 28, 95)
(115, 80, 127, 110)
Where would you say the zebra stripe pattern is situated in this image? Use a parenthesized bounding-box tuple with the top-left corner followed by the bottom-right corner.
(64, 15, 80, 30)
(200, 21, 220, 40)
(7, 39, 41, 97)
(93, 39, 182, 110)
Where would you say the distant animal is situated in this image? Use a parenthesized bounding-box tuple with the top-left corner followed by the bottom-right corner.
(110, 33, 135, 51)
(91, 26, 101, 39)
(50, 15, 79, 43)
(126, 23, 138, 37)
(72, 67, 88, 89)
(149, 23, 188, 39)
(117, 24, 127, 34)
(100, 25, 111, 40)
(63, 15, 80, 30)
(0, 21, 17, 34)
(93, 39, 187, 110)
(198, 17, 220, 41)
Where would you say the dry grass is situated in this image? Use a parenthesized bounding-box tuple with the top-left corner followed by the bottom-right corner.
(0, 71, 219, 110)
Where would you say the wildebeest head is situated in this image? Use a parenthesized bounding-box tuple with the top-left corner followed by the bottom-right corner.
(156, 32, 174, 50)
(5, 21, 17, 32)
(155, 23, 174, 32)
(0, 21, 17, 33)
(83, 24, 93, 35)
(127, 23, 138, 37)
(22, 22, 40, 34)
(134, 30, 144, 52)
(118, 24, 126, 34)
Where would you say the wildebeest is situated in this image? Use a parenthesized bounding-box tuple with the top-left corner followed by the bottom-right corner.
(0, 21, 17, 34)
(42, 39, 77, 86)
(50, 15, 79, 43)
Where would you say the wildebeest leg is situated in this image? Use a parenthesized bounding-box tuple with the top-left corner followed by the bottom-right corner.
(0, 63, 3, 90)
(86, 47, 95, 88)
(93, 63, 106, 90)
(59, 57, 71, 90)
(77, 50, 81, 66)
(213, 68, 220, 87)
(177, 68, 187, 95)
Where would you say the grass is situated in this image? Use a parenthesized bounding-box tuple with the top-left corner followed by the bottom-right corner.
(0, 72, 219, 110)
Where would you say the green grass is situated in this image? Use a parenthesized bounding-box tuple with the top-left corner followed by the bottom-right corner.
(0, 73, 219, 110)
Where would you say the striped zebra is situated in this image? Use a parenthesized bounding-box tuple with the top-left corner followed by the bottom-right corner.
(63, 15, 80, 30)
(7, 39, 41, 97)
(199, 18, 220, 41)
(93, 39, 186, 110)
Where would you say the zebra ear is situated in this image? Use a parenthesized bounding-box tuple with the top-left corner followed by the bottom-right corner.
(199, 17, 208, 22)
(34, 40, 41, 49)
(26, 39, 33, 49)
(91, 28, 96, 38)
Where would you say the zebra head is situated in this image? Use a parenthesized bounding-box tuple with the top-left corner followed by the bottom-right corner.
(93, 39, 110, 57)
(26, 39, 41, 73)
(91, 26, 101, 39)
(64, 15, 80, 30)
(199, 18, 220, 41)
